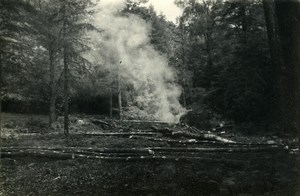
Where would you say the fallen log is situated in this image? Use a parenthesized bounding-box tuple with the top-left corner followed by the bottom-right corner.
(90, 119, 114, 129)
(75, 132, 160, 137)
(171, 131, 236, 143)
(120, 120, 169, 124)
(0, 132, 61, 139)
(149, 146, 284, 153)
(1, 132, 161, 139)
(130, 136, 281, 147)
(181, 124, 204, 134)
(1, 146, 285, 155)
(1, 147, 153, 154)
(149, 125, 235, 143)
(0, 149, 151, 158)
(0, 151, 245, 166)
(215, 124, 234, 131)
(150, 126, 173, 135)
(1, 151, 73, 160)
(130, 135, 211, 144)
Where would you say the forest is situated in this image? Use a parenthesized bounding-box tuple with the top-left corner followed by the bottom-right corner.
(0, 0, 300, 195)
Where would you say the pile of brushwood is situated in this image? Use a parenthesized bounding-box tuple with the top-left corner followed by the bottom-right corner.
(0, 114, 299, 195)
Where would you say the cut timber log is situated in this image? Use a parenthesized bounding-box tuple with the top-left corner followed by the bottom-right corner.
(0, 150, 245, 166)
(120, 120, 169, 124)
(149, 146, 284, 153)
(149, 125, 235, 143)
(181, 124, 204, 134)
(1, 146, 285, 155)
(150, 126, 173, 135)
(75, 132, 160, 137)
(0, 149, 150, 157)
(171, 131, 236, 143)
(0, 132, 61, 139)
(130, 135, 212, 144)
(1, 132, 160, 139)
(130, 136, 279, 147)
(90, 119, 113, 129)
(1, 147, 153, 154)
(131, 135, 283, 148)
(0, 146, 287, 168)
(215, 124, 234, 131)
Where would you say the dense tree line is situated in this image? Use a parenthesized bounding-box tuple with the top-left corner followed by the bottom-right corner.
(176, 0, 272, 130)
(175, 0, 300, 136)
(0, 0, 96, 136)
(0, 0, 300, 137)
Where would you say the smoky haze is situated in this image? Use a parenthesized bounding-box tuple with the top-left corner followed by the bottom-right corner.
(91, 0, 186, 123)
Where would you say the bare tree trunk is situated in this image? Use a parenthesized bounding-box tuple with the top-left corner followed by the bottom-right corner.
(181, 61, 187, 108)
(180, 23, 187, 108)
(49, 47, 56, 127)
(118, 61, 122, 120)
(63, 45, 69, 137)
(204, 32, 213, 88)
(240, 2, 248, 33)
(263, 0, 286, 129)
(0, 53, 2, 160)
(109, 87, 113, 118)
(62, 7, 69, 138)
(0, 95, 1, 140)
(263, 0, 280, 65)
(292, 8, 300, 144)
(182, 83, 187, 108)
(275, 0, 300, 134)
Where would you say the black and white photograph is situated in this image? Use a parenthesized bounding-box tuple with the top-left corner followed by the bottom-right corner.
(0, 0, 300, 195)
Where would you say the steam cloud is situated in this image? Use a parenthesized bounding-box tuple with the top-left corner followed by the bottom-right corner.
(91, 0, 186, 123)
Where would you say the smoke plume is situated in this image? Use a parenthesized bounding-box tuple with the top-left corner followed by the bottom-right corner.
(92, 0, 186, 123)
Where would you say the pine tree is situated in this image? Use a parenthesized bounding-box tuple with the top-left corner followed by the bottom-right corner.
(58, 0, 96, 137)
(0, 0, 37, 136)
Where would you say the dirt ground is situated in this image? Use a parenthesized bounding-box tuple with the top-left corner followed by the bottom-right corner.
(0, 113, 299, 196)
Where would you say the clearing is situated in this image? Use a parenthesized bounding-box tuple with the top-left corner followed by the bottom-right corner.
(0, 113, 299, 196)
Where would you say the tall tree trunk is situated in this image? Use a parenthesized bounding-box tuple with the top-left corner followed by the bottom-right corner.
(263, 0, 280, 64)
(203, 32, 213, 88)
(63, 45, 69, 137)
(109, 87, 113, 118)
(181, 81, 187, 108)
(62, 6, 69, 137)
(291, 5, 300, 143)
(262, 0, 285, 129)
(275, 0, 300, 134)
(0, 53, 2, 151)
(118, 62, 122, 120)
(49, 47, 56, 127)
(240, 2, 248, 33)
(181, 33, 187, 108)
